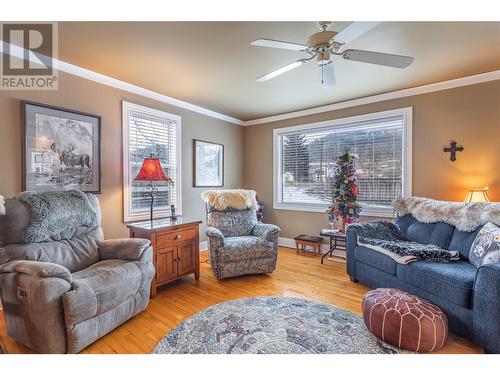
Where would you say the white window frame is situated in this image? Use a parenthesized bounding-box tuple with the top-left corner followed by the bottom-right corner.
(273, 107, 412, 217)
(122, 101, 182, 222)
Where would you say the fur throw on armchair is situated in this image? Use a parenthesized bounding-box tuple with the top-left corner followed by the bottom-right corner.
(394, 197, 500, 232)
(0, 195, 5, 215)
(201, 189, 257, 211)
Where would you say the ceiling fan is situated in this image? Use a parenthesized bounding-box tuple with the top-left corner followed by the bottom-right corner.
(251, 22, 414, 87)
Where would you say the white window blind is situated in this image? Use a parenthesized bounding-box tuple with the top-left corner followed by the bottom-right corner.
(123, 102, 181, 222)
(274, 108, 412, 216)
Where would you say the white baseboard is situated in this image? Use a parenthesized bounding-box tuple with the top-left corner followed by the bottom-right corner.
(278, 237, 297, 249)
(199, 240, 208, 251)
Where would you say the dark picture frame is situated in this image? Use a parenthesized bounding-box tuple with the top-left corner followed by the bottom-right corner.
(193, 139, 224, 187)
(22, 101, 101, 193)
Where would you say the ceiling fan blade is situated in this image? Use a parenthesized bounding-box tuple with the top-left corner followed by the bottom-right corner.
(333, 22, 380, 45)
(251, 38, 308, 51)
(256, 60, 305, 82)
(342, 49, 414, 68)
(321, 63, 335, 88)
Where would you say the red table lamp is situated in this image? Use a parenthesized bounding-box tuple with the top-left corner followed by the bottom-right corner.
(134, 157, 173, 225)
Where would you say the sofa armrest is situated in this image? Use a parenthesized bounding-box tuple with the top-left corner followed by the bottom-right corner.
(346, 226, 359, 277)
(205, 227, 225, 252)
(205, 227, 224, 272)
(205, 227, 225, 241)
(253, 223, 280, 242)
(345, 221, 387, 278)
(99, 238, 151, 262)
(0, 260, 72, 283)
(473, 261, 500, 353)
(0, 260, 71, 353)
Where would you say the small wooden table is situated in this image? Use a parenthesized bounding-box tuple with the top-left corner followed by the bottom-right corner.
(319, 230, 347, 264)
(294, 235, 323, 256)
(127, 217, 202, 297)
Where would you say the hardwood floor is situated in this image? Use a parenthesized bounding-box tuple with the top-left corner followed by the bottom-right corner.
(0, 247, 483, 354)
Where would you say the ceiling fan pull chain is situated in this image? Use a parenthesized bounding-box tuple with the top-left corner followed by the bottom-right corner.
(321, 64, 324, 84)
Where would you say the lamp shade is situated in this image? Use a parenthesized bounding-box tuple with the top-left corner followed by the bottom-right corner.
(134, 157, 172, 182)
(464, 188, 490, 203)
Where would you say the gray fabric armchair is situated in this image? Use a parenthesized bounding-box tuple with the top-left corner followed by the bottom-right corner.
(0, 192, 155, 353)
(205, 205, 280, 279)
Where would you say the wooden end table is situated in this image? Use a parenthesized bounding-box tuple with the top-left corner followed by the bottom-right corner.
(127, 217, 202, 297)
(319, 230, 347, 264)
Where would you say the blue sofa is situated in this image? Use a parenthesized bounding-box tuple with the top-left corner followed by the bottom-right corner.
(346, 214, 500, 353)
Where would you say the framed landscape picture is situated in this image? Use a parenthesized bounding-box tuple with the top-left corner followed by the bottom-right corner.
(22, 101, 101, 193)
(193, 139, 224, 187)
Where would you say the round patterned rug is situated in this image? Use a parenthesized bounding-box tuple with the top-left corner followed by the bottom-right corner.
(152, 296, 408, 354)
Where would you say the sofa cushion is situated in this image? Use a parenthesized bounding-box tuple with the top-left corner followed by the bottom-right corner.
(354, 246, 397, 275)
(218, 236, 274, 262)
(0, 227, 103, 273)
(397, 260, 477, 308)
(63, 259, 146, 328)
(399, 216, 454, 250)
(469, 222, 500, 267)
(448, 226, 482, 259)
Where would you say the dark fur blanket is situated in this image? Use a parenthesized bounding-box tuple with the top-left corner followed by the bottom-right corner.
(350, 221, 459, 264)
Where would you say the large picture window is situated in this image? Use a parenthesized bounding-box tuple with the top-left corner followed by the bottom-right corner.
(273, 108, 412, 216)
(123, 101, 181, 222)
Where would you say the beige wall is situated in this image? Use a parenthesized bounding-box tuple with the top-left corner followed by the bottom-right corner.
(0, 71, 244, 240)
(243, 81, 500, 238)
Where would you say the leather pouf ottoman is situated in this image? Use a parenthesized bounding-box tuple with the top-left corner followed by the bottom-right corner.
(362, 288, 448, 352)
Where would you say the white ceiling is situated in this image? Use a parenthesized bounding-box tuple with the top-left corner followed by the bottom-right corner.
(58, 22, 500, 121)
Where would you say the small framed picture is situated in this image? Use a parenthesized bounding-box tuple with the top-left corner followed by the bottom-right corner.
(22, 101, 101, 193)
(193, 139, 224, 187)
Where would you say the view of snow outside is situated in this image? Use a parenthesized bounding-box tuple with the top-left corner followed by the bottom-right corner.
(279, 121, 403, 208)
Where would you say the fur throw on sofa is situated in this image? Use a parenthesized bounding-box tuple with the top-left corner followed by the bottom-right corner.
(351, 220, 459, 264)
(201, 189, 257, 211)
(0, 195, 5, 216)
(394, 197, 500, 232)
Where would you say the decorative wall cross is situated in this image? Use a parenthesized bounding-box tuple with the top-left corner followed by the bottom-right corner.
(443, 140, 464, 161)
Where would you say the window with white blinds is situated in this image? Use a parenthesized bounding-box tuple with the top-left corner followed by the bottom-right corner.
(273, 108, 412, 216)
(123, 101, 181, 222)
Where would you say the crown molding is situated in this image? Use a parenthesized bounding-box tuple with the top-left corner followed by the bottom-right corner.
(242, 70, 500, 126)
(0, 42, 244, 125)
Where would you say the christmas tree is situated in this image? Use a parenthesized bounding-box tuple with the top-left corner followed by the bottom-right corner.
(327, 149, 361, 228)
